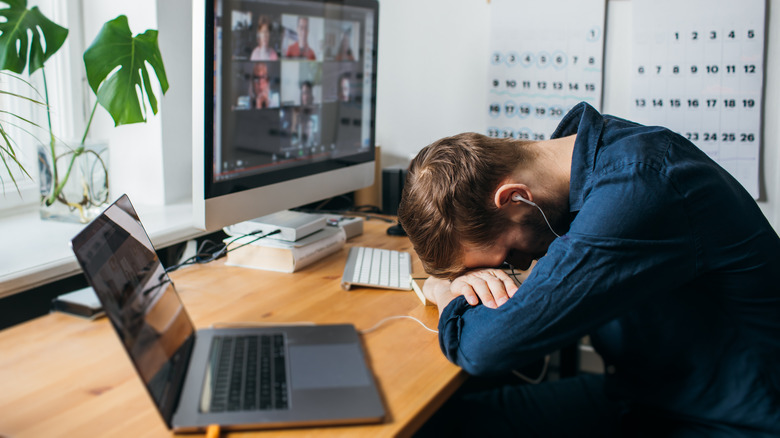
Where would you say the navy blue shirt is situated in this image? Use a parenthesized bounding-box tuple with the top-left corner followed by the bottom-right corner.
(438, 103, 780, 435)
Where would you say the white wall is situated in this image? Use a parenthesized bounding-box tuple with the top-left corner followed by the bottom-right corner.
(375, 0, 491, 166)
(76, 0, 778, 230)
(375, 0, 780, 231)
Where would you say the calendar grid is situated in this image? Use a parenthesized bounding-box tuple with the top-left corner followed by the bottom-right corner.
(486, 0, 606, 142)
(629, 0, 765, 198)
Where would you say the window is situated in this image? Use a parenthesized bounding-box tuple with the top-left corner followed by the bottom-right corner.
(0, 0, 88, 214)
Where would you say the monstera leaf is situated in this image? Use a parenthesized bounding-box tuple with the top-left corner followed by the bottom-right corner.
(83, 15, 169, 127)
(0, 0, 68, 74)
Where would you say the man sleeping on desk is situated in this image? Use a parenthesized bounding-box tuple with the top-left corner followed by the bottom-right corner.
(398, 103, 780, 437)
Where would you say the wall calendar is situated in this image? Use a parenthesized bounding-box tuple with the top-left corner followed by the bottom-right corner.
(486, 0, 606, 142)
(629, 0, 765, 198)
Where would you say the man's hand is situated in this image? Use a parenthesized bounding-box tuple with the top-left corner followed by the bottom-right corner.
(451, 269, 518, 309)
(423, 269, 519, 314)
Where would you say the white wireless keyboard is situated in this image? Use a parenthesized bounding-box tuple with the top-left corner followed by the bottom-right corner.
(341, 246, 412, 290)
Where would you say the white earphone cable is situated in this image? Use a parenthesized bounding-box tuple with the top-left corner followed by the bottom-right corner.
(533, 203, 561, 238)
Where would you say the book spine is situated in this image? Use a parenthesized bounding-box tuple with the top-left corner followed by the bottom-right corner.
(291, 228, 346, 270)
(410, 276, 435, 306)
(225, 228, 346, 273)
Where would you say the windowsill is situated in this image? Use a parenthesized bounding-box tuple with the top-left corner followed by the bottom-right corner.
(0, 200, 205, 299)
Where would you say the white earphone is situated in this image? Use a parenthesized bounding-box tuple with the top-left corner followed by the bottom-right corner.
(512, 193, 536, 206)
(512, 192, 561, 238)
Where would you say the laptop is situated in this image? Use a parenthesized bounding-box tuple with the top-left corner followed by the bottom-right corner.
(70, 194, 385, 432)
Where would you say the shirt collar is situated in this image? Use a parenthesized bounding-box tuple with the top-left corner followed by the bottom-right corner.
(551, 102, 604, 213)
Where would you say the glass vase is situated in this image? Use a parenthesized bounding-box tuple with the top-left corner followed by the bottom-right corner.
(37, 140, 109, 224)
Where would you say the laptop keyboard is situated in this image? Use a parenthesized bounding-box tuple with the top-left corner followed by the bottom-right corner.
(341, 246, 412, 290)
(205, 334, 289, 412)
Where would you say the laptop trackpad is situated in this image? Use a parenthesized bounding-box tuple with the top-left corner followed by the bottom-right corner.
(289, 344, 371, 390)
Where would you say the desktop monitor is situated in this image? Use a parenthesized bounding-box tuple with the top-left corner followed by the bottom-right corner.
(193, 0, 379, 232)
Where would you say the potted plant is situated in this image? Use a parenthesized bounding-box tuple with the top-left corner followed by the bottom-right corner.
(0, 0, 168, 223)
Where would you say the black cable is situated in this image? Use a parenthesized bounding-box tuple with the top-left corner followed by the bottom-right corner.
(223, 229, 282, 253)
(348, 211, 396, 223)
(500, 262, 526, 286)
(292, 205, 396, 223)
(352, 204, 382, 214)
(164, 229, 281, 273)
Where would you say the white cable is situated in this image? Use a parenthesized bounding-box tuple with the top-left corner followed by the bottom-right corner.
(511, 354, 550, 384)
(360, 315, 439, 335)
(363, 313, 549, 384)
(533, 203, 561, 238)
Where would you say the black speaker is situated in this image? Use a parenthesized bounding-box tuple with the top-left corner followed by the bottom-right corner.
(382, 166, 407, 215)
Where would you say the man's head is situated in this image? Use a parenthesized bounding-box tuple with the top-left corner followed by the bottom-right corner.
(398, 132, 565, 279)
(300, 80, 314, 105)
(252, 63, 269, 95)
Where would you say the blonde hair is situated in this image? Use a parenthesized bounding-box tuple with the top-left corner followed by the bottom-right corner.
(398, 133, 535, 279)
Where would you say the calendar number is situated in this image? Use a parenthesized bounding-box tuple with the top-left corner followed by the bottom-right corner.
(636, 62, 760, 77)
(634, 96, 758, 110)
(674, 29, 757, 41)
(684, 132, 756, 143)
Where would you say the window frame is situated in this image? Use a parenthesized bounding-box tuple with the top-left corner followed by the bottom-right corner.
(0, 0, 89, 214)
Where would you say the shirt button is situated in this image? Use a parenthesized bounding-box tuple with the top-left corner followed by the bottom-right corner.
(606, 365, 616, 374)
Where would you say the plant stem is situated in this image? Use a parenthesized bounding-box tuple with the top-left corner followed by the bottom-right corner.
(42, 68, 59, 205)
(42, 68, 86, 206)
(51, 145, 85, 205)
(84, 148, 110, 206)
(81, 100, 98, 145)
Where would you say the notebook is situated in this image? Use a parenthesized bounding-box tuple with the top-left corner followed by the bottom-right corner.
(70, 194, 385, 432)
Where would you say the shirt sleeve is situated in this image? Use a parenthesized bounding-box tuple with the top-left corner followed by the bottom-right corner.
(438, 160, 699, 376)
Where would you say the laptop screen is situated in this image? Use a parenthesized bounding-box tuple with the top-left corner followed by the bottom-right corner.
(71, 195, 195, 426)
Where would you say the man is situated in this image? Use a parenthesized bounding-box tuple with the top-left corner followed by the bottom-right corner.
(300, 80, 314, 106)
(285, 16, 316, 60)
(398, 102, 780, 436)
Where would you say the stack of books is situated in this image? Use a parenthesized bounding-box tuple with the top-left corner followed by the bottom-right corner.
(223, 210, 347, 273)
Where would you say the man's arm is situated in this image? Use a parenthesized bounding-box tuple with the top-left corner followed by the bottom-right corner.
(421, 277, 454, 312)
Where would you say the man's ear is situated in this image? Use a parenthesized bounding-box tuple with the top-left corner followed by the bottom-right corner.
(494, 183, 532, 209)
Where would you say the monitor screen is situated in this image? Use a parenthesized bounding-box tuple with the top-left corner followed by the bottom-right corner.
(194, 0, 378, 231)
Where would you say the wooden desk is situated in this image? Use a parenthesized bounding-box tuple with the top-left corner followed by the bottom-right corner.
(0, 220, 466, 438)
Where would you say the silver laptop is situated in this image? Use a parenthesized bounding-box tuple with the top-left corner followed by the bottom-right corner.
(70, 194, 384, 432)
